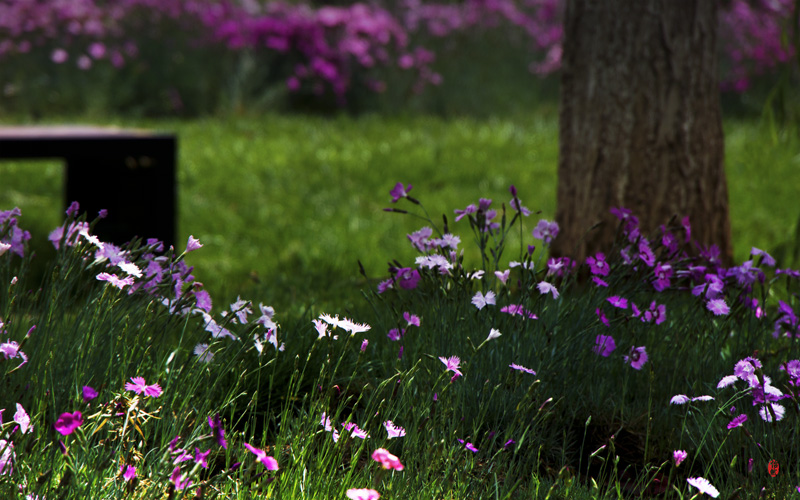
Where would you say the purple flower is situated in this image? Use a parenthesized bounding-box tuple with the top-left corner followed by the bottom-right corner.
(532, 219, 559, 244)
(728, 414, 748, 429)
(593, 335, 616, 357)
(243, 443, 279, 470)
(360, 339, 368, 352)
(471, 290, 496, 310)
(170, 466, 192, 491)
(209, 414, 227, 449)
(707, 298, 730, 316)
(396, 268, 420, 290)
(125, 377, 162, 398)
(673, 450, 687, 466)
(586, 253, 609, 276)
(54, 411, 83, 436)
(390, 182, 412, 202)
(454, 204, 477, 222)
(537, 281, 559, 299)
(0, 340, 27, 366)
(500, 304, 537, 319)
(624, 346, 648, 370)
(13, 403, 31, 434)
(185, 235, 203, 252)
(644, 301, 666, 325)
(653, 263, 672, 291)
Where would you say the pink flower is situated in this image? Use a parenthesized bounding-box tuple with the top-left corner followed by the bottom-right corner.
(360, 339, 368, 352)
(243, 443, 279, 470)
(0, 340, 27, 366)
(624, 346, 648, 370)
(346, 488, 380, 500)
(537, 281, 559, 299)
(14, 403, 31, 434)
(195, 448, 210, 468)
(96, 272, 134, 290)
(509, 363, 536, 375)
(186, 235, 203, 252)
(121, 464, 136, 481)
(51, 48, 68, 64)
(82, 385, 98, 403)
(673, 450, 687, 466)
(0, 439, 14, 475)
(439, 356, 463, 377)
(383, 420, 406, 439)
(342, 422, 370, 439)
(372, 448, 404, 470)
(54, 411, 83, 436)
(500, 304, 537, 319)
(593, 335, 616, 357)
(125, 377, 162, 398)
(495, 270, 510, 285)
(686, 477, 719, 498)
(458, 439, 479, 452)
(595, 308, 610, 326)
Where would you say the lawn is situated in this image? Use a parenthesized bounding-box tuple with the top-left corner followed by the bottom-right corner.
(1, 111, 798, 313)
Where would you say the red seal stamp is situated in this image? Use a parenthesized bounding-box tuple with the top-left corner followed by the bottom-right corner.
(768, 459, 779, 477)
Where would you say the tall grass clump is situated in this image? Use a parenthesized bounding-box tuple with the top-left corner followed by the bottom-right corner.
(2, 177, 800, 498)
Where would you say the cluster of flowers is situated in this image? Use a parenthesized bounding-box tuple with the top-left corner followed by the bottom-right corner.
(0, 0, 794, 106)
(383, 182, 800, 381)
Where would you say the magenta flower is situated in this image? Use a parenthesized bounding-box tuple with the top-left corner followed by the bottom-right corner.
(403, 312, 421, 327)
(586, 253, 609, 276)
(624, 346, 648, 370)
(125, 377, 162, 398)
(509, 363, 536, 375)
(120, 464, 136, 481)
(342, 422, 370, 439)
(372, 447, 404, 470)
(593, 335, 616, 357)
(195, 448, 211, 468)
(592, 276, 609, 287)
(728, 414, 748, 429)
(360, 339, 368, 352)
(346, 488, 380, 500)
(458, 439, 479, 453)
(673, 450, 687, 466)
(607, 296, 628, 309)
(170, 466, 192, 491)
(243, 443, 279, 470)
(595, 307, 610, 326)
(707, 298, 730, 316)
(186, 235, 203, 252)
(208, 414, 227, 449)
(0, 340, 28, 366)
(389, 182, 412, 202)
(686, 477, 719, 498)
(54, 411, 83, 436)
(82, 385, 98, 403)
(396, 268, 420, 290)
(383, 420, 406, 439)
(652, 262, 672, 291)
(644, 301, 667, 325)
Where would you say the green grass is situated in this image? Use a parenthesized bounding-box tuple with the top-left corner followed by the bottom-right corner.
(1, 111, 799, 313)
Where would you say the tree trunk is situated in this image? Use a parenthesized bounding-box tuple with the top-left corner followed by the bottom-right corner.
(552, 0, 733, 266)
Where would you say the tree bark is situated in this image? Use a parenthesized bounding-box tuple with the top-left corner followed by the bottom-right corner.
(552, 0, 733, 266)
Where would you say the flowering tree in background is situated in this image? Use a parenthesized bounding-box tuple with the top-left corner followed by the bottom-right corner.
(0, 0, 796, 114)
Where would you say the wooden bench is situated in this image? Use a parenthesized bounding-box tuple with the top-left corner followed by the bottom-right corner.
(0, 126, 176, 247)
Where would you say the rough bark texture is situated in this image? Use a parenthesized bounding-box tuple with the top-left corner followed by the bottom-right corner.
(552, 0, 733, 265)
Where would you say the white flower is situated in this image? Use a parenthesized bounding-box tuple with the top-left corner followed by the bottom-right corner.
(486, 328, 502, 341)
(686, 477, 719, 498)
